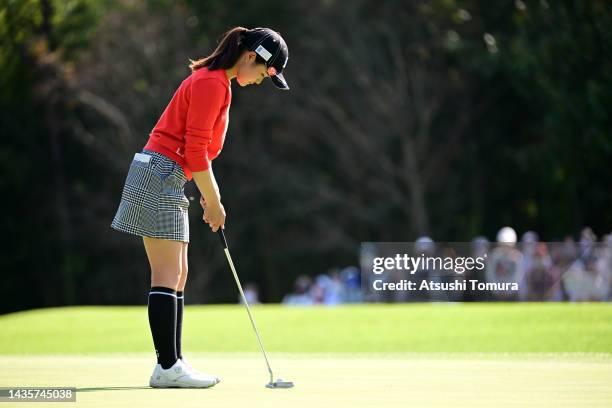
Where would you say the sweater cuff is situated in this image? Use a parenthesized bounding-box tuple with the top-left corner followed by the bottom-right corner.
(186, 157, 210, 172)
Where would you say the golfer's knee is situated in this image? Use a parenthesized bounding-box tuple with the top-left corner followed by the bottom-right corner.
(151, 268, 181, 289)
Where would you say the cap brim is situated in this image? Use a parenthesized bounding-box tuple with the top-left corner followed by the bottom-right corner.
(271, 72, 290, 90)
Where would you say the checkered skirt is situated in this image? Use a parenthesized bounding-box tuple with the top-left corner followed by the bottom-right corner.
(110, 149, 190, 242)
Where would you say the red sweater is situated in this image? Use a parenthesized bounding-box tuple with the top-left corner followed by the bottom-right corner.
(143, 67, 232, 181)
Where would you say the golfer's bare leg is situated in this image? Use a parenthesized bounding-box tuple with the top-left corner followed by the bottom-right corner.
(177, 242, 188, 292)
(143, 236, 182, 289)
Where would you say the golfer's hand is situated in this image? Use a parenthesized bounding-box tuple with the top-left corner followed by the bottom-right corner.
(203, 201, 226, 232)
(199, 195, 206, 209)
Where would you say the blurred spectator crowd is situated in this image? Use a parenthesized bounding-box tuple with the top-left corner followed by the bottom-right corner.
(281, 267, 363, 305)
(276, 227, 612, 305)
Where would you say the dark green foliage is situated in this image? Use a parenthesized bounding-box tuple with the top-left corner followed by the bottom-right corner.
(0, 0, 610, 313)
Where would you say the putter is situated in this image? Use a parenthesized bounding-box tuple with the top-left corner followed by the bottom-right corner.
(217, 229, 295, 389)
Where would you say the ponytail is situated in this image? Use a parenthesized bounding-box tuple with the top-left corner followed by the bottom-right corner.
(188, 26, 266, 72)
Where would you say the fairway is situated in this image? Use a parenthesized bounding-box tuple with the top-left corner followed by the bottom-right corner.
(2, 303, 612, 354)
(1, 303, 611, 407)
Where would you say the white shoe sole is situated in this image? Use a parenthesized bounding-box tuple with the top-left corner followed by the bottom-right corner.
(149, 377, 219, 388)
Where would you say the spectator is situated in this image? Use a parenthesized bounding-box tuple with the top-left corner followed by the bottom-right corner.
(241, 283, 260, 305)
(602, 233, 612, 300)
(282, 275, 315, 305)
(408, 236, 436, 302)
(462, 236, 489, 301)
(524, 243, 556, 300)
(486, 226, 522, 301)
(563, 255, 607, 301)
(340, 266, 362, 303)
(518, 231, 539, 301)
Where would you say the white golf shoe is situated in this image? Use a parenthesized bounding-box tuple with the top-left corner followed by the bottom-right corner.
(180, 357, 221, 384)
(149, 358, 219, 388)
(181, 357, 221, 384)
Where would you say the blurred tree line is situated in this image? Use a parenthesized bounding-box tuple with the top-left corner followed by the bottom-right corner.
(0, 0, 610, 313)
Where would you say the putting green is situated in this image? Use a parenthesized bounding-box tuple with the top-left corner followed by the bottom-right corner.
(1, 353, 611, 407)
(1, 303, 611, 406)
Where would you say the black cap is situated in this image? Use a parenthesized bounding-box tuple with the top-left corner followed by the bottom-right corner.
(242, 27, 290, 90)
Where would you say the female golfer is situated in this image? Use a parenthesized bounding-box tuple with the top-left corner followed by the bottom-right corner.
(110, 26, 290, 388)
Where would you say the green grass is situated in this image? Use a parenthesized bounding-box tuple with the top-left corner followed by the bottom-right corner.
(1, 303, 611, 354)
(2, 303, 611, 407)
(2, 354, 611, 408)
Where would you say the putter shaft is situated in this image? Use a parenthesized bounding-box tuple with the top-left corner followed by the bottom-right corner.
(218, 229, 275, 385)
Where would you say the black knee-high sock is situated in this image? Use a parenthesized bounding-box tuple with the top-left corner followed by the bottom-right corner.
(176, 291, 184, 360)
(148, 286, 178, 369)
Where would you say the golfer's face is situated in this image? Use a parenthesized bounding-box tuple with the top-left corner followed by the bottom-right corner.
(237, 52, 269, 86)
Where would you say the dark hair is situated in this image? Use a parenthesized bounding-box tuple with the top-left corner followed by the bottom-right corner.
(188, 26, 267, 72)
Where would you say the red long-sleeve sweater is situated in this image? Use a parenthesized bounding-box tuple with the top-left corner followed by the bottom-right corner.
(143, 66, 231, 181)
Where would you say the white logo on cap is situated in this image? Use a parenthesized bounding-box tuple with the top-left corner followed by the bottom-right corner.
(255, 45, 272, 61)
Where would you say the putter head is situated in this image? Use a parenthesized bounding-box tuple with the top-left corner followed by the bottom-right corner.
(266, 378, 294, 389)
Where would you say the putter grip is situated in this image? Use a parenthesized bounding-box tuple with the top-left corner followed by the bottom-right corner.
(217, 229, 228, 249)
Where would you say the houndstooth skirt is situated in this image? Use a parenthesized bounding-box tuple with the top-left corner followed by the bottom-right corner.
(110, 149, 190, 242)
